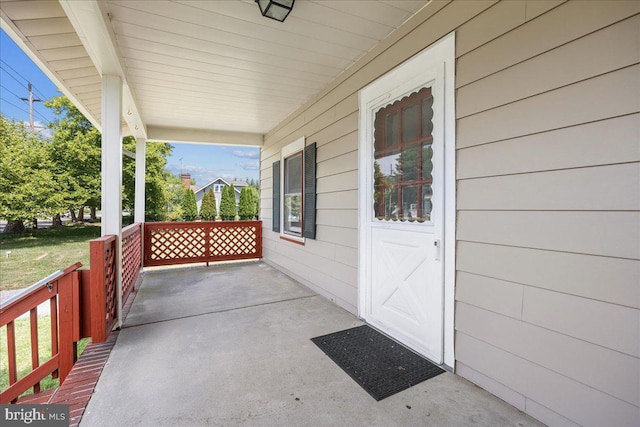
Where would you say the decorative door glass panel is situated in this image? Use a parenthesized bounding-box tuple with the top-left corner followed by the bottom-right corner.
(373, 87, 433, 222)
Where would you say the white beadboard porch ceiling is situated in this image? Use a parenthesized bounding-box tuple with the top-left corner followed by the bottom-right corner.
(1, 0, 429, 144)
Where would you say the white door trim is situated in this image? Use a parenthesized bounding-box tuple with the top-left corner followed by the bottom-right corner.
(357, 32, 456, 368)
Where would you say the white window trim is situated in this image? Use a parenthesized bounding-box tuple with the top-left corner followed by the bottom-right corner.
(280, 136, 306, 244)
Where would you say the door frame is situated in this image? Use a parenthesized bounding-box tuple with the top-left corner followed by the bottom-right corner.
(357, 32, 457, 368)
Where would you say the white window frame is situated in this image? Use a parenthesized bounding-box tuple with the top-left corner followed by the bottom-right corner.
(280, 136, 306, 244)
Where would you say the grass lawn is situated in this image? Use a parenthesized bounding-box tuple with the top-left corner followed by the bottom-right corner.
(0, 315, 89, 398)
(1, 225, 97, 397)
(0, 224, 101, 291)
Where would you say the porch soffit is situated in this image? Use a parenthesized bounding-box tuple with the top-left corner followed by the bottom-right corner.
(1, 0, 430, 142)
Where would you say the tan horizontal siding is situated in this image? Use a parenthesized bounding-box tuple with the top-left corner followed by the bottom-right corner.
(275, 241, 358, 285)
(316, 209, 358, 229)
(457, 163, 640, 211)
(456, 0, 640, 87)
(457, 302, 639, 406)
(316, 191, 358, 210)
(457, 14, 640, 118)
(457, 242, 639, 309)
(315, 225, 358, 249)
(455, 10, 640, 421)
(458, 211, 640, 259)
(316, 170, 357, 194)
(457, 114, 640, 179)
(457, 64, 640, 148)
(522, 287, 640, 357)
(455, 272, 524, 319)
(316, 151, 358, 178)
(316, 131, 357, 164)
(263, 250, 357, 313)
(456, 333, 640, 427)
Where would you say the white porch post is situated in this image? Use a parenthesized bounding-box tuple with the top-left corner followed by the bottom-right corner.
(134, 138, 146, 223)
(101, 74, 123, 328)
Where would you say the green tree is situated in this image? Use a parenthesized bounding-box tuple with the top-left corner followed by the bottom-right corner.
(200, 188, 217, 221)
(0, 116, 59, 233)
(249, 185, 260, 218)
(47, 96, 176, 223)
(122, 139, 173, 222)
(45, 96, 101, 222)
(181, 188, 198, 221)
(219, 184, 237, 221)
(166, 174, 185, 221)
(238, 187, 256, 220)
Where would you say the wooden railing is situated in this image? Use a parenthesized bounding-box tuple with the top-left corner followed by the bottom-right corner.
(0, 263, 88, 403)
(144, 221, 262, 267)
(89, 235, 118, 343)
(122, 223, 143, 304)
(1, 225, 144, 403)
(2, 220, 254, 402)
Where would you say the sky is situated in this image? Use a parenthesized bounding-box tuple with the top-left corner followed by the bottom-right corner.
(0, 29, 260, 186)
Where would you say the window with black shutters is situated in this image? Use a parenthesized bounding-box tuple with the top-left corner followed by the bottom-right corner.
(272, 137, 316, 242)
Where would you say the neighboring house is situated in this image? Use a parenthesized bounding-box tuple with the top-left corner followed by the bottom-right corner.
(3, 1, 638, 426)
(192, 176, 248, 213)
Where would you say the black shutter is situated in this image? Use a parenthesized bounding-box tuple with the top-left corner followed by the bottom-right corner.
(303, 143, 317, 239)
(272, 161, 280, 232)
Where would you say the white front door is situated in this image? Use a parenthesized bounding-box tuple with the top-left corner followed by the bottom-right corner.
(359, 35, 455, 364)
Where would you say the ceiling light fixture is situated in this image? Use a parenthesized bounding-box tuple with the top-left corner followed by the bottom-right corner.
(255, 0, 294, 22)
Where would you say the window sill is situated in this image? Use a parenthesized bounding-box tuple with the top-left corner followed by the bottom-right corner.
(280, 235, 305, 246)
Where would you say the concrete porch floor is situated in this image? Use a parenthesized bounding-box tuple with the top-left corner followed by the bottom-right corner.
(81, 261, 544, 427)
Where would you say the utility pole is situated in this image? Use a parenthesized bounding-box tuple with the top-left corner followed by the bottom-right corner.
(19, 82, 42, 133)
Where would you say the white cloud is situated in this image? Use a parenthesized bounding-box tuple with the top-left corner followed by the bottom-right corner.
(232, 150, 260, 159)
(34, 121, 52, 138)
(236, 161, 259, 171)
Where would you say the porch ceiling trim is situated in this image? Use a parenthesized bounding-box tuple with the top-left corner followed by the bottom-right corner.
(146, 125, 263, 147)
(0, 13, 101, 132)
(59, 0, 146, 140)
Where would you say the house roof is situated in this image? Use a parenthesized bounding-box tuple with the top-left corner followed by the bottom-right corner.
(195, 177, 247, 195)
(0, 0, 430, 144)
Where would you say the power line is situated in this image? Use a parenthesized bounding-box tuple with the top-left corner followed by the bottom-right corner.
(0, 84, 23, 100)
(33, 108, 49, 122)
(0, 98, 47, 131)
(31, 84, 47, 100)
(0, 59, 28, 83)
(0, 65, 30, 91)
(0, 60, 49, 100)
(0, 83, 50, 124)
(0, 96, 30, 115)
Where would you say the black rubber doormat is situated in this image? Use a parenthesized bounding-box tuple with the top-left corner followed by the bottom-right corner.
(311, 325, 445, 401)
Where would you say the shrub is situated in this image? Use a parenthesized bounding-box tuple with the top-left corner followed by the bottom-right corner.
(200, 188, 217, 221)
(219, 184, 237, 221)
(181, 189, 198, 221)
(238, 187, 256, 220)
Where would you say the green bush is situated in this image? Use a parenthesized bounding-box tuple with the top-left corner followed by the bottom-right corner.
(219, 184, 237, 221)
(200, 188, 217, 221)
(181, 188, 198, 221)
(238, 187, 256, 220)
